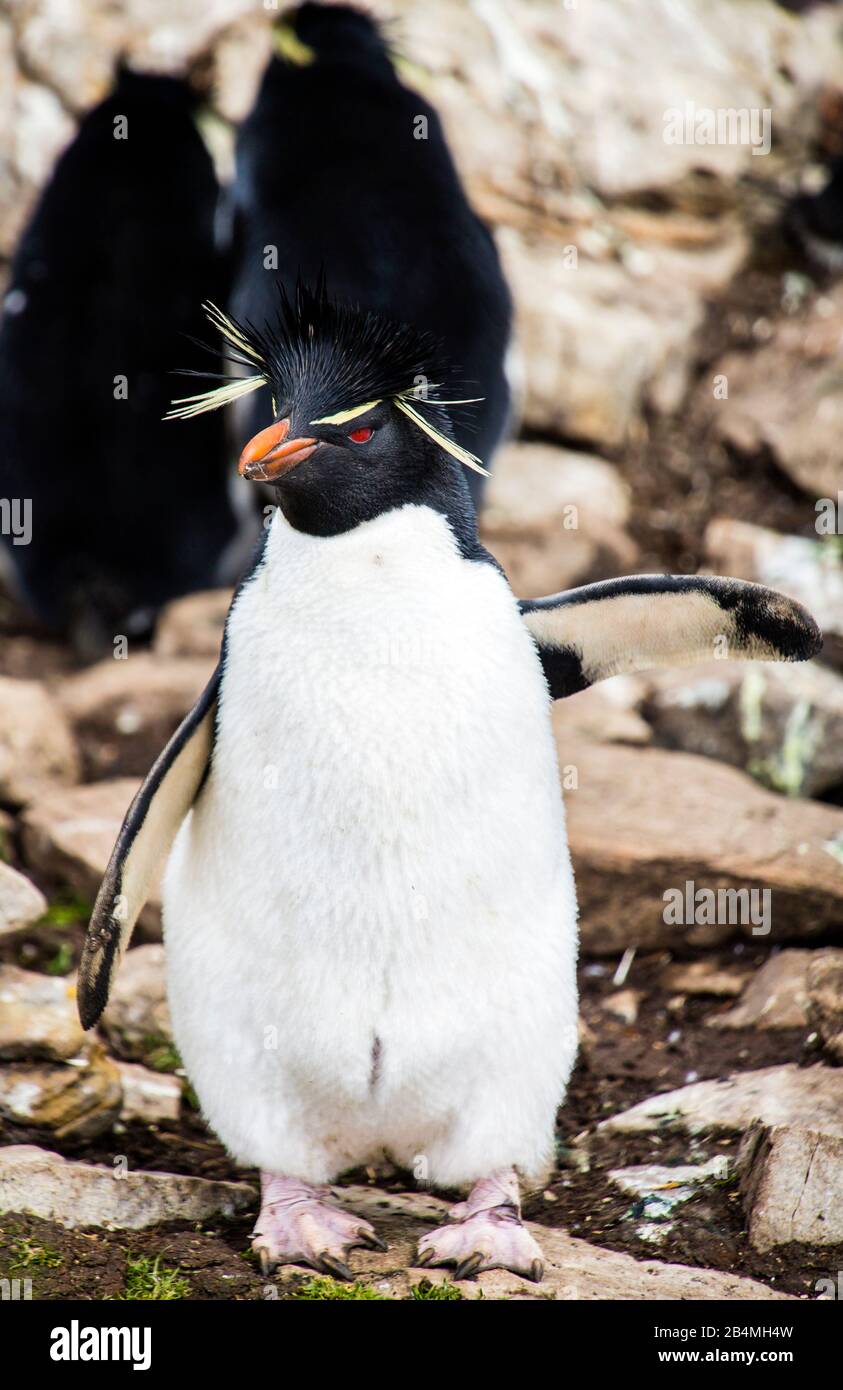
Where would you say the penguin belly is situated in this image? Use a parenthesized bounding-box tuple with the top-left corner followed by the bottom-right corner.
(163, 504, 578, 1187)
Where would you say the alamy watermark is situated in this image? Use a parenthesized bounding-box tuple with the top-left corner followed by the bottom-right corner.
(663, 880, 771, 936)
(0, 498, 31, 545)
(663, 102, 771, 157)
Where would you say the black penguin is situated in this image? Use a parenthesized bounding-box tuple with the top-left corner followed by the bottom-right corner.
(0, 67, 237, 653)
(229, 2, 512, 504)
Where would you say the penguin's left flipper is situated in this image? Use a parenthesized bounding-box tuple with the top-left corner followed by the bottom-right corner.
(520, 574, 823, 700)
(76, 664, 221, 1030)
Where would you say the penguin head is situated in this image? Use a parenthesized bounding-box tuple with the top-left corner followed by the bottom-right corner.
(167, 277, 486, 534)
(235, 397, 440, 532)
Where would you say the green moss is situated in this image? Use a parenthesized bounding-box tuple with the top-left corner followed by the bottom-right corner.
(9, 1238, 62, 1270)
(113, 1255, 190, 1301)
(292, 1276, 387, 1300)
(37, 894, 91, 929)
(409, 1278, 463, 1300)
(45, 942, 74, 976)
(142, 1036, 182, 1073)
(749, 698, 819, 797)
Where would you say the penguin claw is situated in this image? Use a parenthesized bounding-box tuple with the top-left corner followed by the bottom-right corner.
(359, 1230, 389, 1252)
(415, 1177, 546, 1284)
(252, 1173, 387, 1280)
(317, 1254, 355, 1282)
(454, 1252, 483, 1282)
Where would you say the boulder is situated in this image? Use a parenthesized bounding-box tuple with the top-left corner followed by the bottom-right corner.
(483, 516, 637, 602)
(56, 653, 214, 779)
(643, 659, 843, 797)
(707, 285, 843, 498)
(115, 1060, 181, 1124)
(0, 676, 79, 805)
(481, 441, 630, 534)
(805, 948, 843, 1061)
(553, 680, 651, 751)
(100, 944, 172, 1063)
(707, 950, 812, 1031)
(500, 223, 746, 449)
(0, 863, 47, 940)
(661, 959, 747, 998)
(0, 1145, 254, 1230)
(737, 1122, 843, 1251)
(0, 1040, 122, 1139)
(0, 965, 85, 1061)
(601, 1063, 843, 1140)
(325, 1185, 791, 1301)
(566, 743, 843, 953)
(153, 588, 232, 659)
(20, 779, 161, 935)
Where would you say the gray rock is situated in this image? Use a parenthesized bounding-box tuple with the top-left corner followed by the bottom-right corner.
(737, 1122, 843, 1251)
(500, 224, 746, 450)
(115, 1061, 181, 1123)
(100, 944, 172, 1063)
(334, 1186, 791, 1301)
(643, 659, 843, 798)
(661, 959, 747, 998)
(153, 589, 232, 659)
(553, 678, 652, 750)
(21, 779, 161, 935)
(707, 286, 843, 498)
(601, 1063, 843, 1140)
(56, 653, 214, 779)
(567, 743, 843, 953)
(0, 863, 47, 940)
(805, 949, 843, 1061)
(707, 950, 811, 1031)
(0, 1041, 122, 1139)
(0, 676, 79, 806)
(0, 1145, 255, 1230)
(483, 513, 638, 602)
(0, 964, 85, 1061)
(481, 440, 630, 533)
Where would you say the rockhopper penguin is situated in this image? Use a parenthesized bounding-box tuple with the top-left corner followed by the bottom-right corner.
(230, 2, 512, 504)
(78, 281, 823, 1282)
(0, 68, 235, 652)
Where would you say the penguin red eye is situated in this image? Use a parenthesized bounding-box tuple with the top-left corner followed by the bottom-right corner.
(348, 426, 374, 443)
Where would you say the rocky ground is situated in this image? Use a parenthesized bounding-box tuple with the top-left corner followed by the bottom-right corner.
(2, 0, 843, 1301)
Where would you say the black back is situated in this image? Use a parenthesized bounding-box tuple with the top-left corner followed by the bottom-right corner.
(230, 3, 512, 503)
(0, 68, 236, 651)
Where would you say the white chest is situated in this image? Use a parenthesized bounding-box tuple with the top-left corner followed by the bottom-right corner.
(208, 506, 564, 926)
(162, 506, 577, 1176)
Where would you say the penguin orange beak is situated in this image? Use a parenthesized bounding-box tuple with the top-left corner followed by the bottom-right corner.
(238, 418, 319, 482)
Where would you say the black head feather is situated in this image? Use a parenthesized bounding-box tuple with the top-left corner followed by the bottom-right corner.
(168, 276, 487, 474)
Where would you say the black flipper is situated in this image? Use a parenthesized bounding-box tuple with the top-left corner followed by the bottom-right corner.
(77, 665, 221, 1028)
(520, 575, 823, 700)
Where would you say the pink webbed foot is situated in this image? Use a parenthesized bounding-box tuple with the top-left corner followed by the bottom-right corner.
(252, 1173, 387, 1280)
(415, 1169, 545, 1283)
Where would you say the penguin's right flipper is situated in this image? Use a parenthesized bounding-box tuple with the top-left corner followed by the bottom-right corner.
(520, 575, 822, 699)
(77, 665, 221, 1029)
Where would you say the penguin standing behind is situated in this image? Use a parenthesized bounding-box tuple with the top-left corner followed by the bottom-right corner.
(229, 2, 512, 504)
(78, 283, 821, 1281)
(0, 69, 236, 653)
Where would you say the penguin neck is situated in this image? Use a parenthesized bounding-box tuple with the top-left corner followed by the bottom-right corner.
(271, 457, 488, 563)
